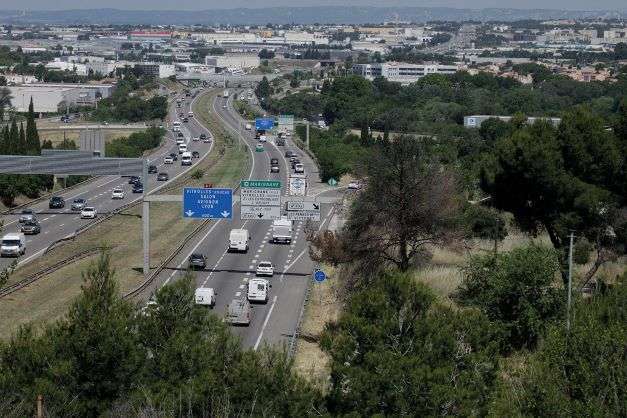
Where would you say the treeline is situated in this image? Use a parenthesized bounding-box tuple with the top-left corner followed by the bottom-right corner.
(105, 127, 165, 158)
(91, 76, 167, 123)
(0, 253, 321, 416)
(307, 132, 626, 415)
(385, 47, 457, 65)
(0, 99, 51, 206)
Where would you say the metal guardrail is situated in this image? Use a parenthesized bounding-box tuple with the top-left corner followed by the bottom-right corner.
(0, 247, 108, 299)
(123, 219, 211, 300)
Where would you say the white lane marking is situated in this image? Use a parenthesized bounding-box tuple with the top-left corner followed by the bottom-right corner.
(253, 295, 278, 350)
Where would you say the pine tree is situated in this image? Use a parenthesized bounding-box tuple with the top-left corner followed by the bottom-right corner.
(0, 126, 8, 154)
(7, 119, 18, 155)
(18, 122, 27, 154)
(25, 97, 41, 155)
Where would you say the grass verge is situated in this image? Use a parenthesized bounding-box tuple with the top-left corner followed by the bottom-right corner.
(0, 90, 250, 340)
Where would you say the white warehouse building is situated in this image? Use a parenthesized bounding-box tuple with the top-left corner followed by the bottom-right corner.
(8, 83, 114, 113)
(352, 62, 459, 84)
(205, 54, 260, 69)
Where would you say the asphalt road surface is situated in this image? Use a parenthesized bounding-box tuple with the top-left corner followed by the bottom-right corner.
(0, 91, 213, 271)
(148, 90, 343, 350)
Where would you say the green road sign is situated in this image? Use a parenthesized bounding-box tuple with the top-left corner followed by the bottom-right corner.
(327, 178, 338, 186)
(240, 180, 281, 189)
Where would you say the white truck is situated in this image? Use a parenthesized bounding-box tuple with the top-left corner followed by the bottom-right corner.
(1, 233, 26, 257)
(194, 287, 216, 307)
(271, 218, 293, 244)
(181, 151, 192, 166)
(223, 90, 229, 98)
(229, 229, 249, 252)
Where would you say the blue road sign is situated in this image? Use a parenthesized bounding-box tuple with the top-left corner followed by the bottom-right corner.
(314, 269, 326, 283)
(183, 187, 233, 219)
(255, 117, 274, 131)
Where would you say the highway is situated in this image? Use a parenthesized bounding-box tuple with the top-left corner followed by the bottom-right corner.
(0, 91, 214, 271)
(148, 90, 342, 350)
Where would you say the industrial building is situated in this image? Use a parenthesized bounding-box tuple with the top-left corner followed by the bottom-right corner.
(133, 63, 176, 78)
(463, 115, 562, 128)
(8, 84, 114, 113)
(205, 54, 260, 69)
(352, 62, 459, 84)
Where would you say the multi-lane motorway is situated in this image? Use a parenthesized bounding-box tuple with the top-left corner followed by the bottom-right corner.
(148, 90, 341, 350)
(2, 86, 342, 351)
(0, 91, 213, 271)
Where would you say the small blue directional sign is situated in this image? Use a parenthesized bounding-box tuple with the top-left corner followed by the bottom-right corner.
(183, 187, 233, 219)
(314, 269, 326, 283)
(255, 117, 274, 131)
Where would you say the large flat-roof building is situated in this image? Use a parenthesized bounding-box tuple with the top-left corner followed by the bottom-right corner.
(352, 62, 459, 84)
(8, 83, 114, 113)
(205, 54, 260, 69)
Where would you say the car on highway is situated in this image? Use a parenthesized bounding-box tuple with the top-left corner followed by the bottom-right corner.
(194, 287, 215, 307)
(1, 233, 26, 257)
(80, 207, 97, 219)
(199, 133, 207, 140)
(192, 136, 199, 142)
(255, 261, 274, 277)
(285, 150, 294, 158)
(18, 209, 35, 223)
(294, 163, 305, 174)
(169, 153, 178, 161)
(270, 158, 279, 166)
(188, 253, 207, 270)
(111, 188, 125, 199)
(164, 156, 174, 164)
(192, 151, 200, 159)
(49, 196, 65, 209)
(182, 117, 189, 123)
(157, 172, 169, 181)
(148, 165, 158, 174)
(222, 104, 227, 109)
(132, 183, 144, 193)
(176, 137, 185, 145)
(71, 198, 86, 211)
(202, 136, 211, 143)
(270, 165, 280, 173)
(255, 144, 264, 152)
(128, 176, 140, 185)
(247, 278, 269, 303)
(226, 299, 252, 325)
(177, 132, 184, 138)
(276, 137, 285, 146)
(21, 219, 41, 235)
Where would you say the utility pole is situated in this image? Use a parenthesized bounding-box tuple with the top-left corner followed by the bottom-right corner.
(566, 232, 574, 331)
(142, 160, 150, 278)
(305, 119, 310, 151)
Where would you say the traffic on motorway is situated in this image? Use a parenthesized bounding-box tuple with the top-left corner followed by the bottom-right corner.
(0, 90, 213, 267)
(150, 89, 339, 349)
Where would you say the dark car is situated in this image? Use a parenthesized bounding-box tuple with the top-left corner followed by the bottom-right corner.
(128, 176, 140, 185)
(132, 183, 144, 193)
(48, 196, 65, 209)
(270, 165, 280, 173)
(21, 219, 41, 235)
(148, 165, 158, 174)
(183, 117, 189, 123)
(157, 172, 169, 181)
(169, 153, 178, 161)
(199, 133, 207, 140)
(192, 151, 200, 159)
(188, 253, 207, 270)
(291, 159, 301, 169)
(177, 132, 184, 138)
(71, 198, 86, 211)
(276, 138, 285, 146)
(285, 150, 294, 158)
(270, 158, 279, 166)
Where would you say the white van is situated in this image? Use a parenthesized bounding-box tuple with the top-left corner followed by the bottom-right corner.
(178, 143, 187, 154)
(188, 111, 194, 118)
(1, 233, 26, 257)
(272, 218, 292, 244)
(245, 123, 252, 130)
(229, 229, 249, 252)
(181, 151, 192, 166)
(247, 278, 269, 303)
(259, 135, 267, 143)
(195, 287, 216, 307)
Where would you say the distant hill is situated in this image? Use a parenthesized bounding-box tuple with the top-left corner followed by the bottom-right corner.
(0, 7, 625, 25)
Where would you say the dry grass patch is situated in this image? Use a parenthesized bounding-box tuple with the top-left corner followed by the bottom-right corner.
(293, 265, 342, 391)
(38, 129, 144, 147)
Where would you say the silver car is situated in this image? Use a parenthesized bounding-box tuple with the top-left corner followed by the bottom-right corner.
(226, 299, 251, 326)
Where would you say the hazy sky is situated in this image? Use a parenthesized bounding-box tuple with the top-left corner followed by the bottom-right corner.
(1, 0, 626, 11)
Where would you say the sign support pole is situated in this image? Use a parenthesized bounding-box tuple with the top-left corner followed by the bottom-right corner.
(142, 161, 150, 278)
(305, 120, 310, 151)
